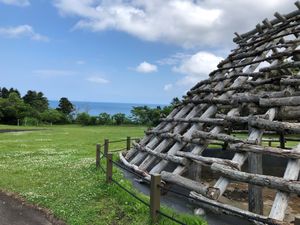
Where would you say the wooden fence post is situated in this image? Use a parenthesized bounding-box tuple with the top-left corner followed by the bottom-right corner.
(106, 153, 113, 183)
(295, 216, 300, 225)
(96, 144, 101, 168)
(104, 139, 109, 156)
(279, 133, 285, 149)
(248, 153, 263, 214)
(126, 136, 131, 151)
(150, 173, 161, 223)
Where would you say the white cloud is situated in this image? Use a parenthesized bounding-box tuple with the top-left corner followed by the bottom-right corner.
(0, 25, 49, 41)
(163, 84, 173, 91)
(86, 76, 109, 84)
(76, 60, 86, 65)
(0, 0, 29, 6)
(136, 61, 157, 73)
(33, 69, 76, 77)
(54, 0, 295, 48)
(174, 51, 223, 86)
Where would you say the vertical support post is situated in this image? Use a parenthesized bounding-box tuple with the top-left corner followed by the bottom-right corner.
(268, 140, 271, 147)
(248, 153, 263, 214)
(279, 133, 285, 149)
(150, 173, 161, 223)
(126, 136, 131, 151)
(295, 216, 300, 225)
(104, 139, 109, 156)
(96, 144, 101, 168)
(106, 153, 113, 183)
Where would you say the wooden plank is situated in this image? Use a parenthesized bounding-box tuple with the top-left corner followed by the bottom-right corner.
(269, 144, 300, 221)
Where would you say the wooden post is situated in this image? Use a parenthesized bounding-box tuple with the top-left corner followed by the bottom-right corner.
(279, 133, 285, 149)
(150, 173, 161, 223)
(104, 139, 109, 156)
(295, 216, 300, 225)
(268, 140, 272, 147)
(126, 136, 131, 151)
(106, 153, 113, 183)
(248, 152, 263, 215)
(96, 144, 101, 168)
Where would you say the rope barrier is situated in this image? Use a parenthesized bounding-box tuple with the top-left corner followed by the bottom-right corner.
(156, 210, 187, 225)
(111, 178, 150, 206)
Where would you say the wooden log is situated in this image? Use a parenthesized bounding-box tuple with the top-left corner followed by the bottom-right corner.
(192, 130, 251, 144)
(160, 117, 227, 126)
(232, 7, 299, 42)
(119, 152, 151, 180)
(248, 150, 263, 214)
(269, 144, 300, 221)
(260, 96, 300, 107)
(248, 117, 300, 134)
(189, 192, 287, 225)
(147, 104, 218, 173)
(213, 108, 277, 199)
(210, 163, 300, 195)
(228, 143, 300, 159)
(278, 106, 300, 120)
(129, 104, 193, 164)
(161, 171, 220, 200)
(281, 78, 300, 85)
(175, 151, 240, 169)
(132, 142, 188, 165)
(260, 61, 300, 73)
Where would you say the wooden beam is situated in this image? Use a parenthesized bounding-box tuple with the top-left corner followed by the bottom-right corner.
(269, 144, 300, 221)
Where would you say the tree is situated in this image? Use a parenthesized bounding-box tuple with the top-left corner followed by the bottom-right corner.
(41, 109, 63, 125)
(76, 112, 90, 126)
(0, 87, 9, 98)
(98, 112, 111, 125)
(23, 90, 48, 112)
(57, 97, 74, 115)
(112, 113, 126, 125)
(0, 92, 29, 124)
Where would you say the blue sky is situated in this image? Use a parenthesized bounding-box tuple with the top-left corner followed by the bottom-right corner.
(0, 0, 296, 104)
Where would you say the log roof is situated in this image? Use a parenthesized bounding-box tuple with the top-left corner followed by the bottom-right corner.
(122, 2, 300, 224)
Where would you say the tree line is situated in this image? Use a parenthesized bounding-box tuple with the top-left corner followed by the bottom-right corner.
(0, 87, 180, 127)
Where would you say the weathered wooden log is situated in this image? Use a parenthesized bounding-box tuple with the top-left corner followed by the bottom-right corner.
(119, 152, 150, 180)
(175, 151, 240, 169)
(260, 61, 300, 72)
(228, 142, 300, 159)
(260, 96, 300, 107)
(182, 98, 232, 105)
(125, 106, 181, 160)
(213, 108, 277, 199)
(160, 117, 227, 126)
(132, 142, 188, 165)
(269, 144, 300, 220)
(281, 78, 300, 85)
(249, 117, 300, 133)
(161, 171, 220, 200)
(192, 130, 251, 144)
(210, 163, 300, 195)
(278, 106, 300, 120)
(189, 192, 287, 225)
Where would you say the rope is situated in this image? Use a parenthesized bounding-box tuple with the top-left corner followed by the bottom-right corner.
(156, 210, 187, 225)
(111, 178, 149, 206)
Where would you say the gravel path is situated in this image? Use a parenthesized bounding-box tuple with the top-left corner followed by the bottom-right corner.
(0, 192, 53, 225)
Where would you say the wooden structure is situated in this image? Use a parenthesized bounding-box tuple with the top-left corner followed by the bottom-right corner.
(121, 2, 300, 224)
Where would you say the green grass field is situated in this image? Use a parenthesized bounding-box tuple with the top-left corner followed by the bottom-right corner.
(0, 124, 206, 225)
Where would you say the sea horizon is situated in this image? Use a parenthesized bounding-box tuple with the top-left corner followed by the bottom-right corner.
(49, 100, 167, 116)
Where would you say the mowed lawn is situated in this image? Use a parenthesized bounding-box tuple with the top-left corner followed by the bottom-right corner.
(0, 125, 205, 225)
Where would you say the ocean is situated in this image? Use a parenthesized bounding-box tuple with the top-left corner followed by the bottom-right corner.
(49, 100, 167, 116)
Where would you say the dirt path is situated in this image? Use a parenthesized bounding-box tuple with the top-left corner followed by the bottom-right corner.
(0, 192, 64, 225)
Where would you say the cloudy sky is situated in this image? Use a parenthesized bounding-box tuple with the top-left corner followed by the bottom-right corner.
(0, 0, 297, 104)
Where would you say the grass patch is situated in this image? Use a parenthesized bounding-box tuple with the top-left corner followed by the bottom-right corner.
(0, 124, 206, 225)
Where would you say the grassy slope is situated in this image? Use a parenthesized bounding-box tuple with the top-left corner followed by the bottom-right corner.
(0, 125, 206, 225)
